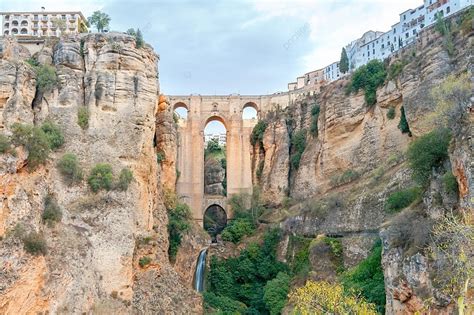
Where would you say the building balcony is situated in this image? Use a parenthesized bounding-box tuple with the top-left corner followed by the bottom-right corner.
(69, 17, 76, 22)
(41, 17, 48, 22)
(41, 24, 48, 29)
(32, 24, 39, 29)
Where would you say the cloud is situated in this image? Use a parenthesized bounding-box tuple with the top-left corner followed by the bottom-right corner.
(246, 0, 417, 70)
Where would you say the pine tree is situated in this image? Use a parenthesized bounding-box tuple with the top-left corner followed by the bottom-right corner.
(136, 29, 144, 48)
(340, 47, 349, 74)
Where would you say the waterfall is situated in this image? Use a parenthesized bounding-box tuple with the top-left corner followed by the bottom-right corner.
(193, 248, 208, 292)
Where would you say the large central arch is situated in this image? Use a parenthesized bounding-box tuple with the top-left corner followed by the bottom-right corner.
(170, 94, 288, 223)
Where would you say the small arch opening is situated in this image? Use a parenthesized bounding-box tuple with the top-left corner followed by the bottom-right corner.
(203, 204, 227, 241)
(242, 102, 258, 120)
(11, 28, 18, 35)
(20, 28, 28, 34)
(173, 102, 188, 120)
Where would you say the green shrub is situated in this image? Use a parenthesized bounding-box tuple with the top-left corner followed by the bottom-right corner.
(156, 151, 165, 163)
(310, 105, 320, 136)
(221, 218, 255, 243)
(139, 256, 152, 267)
(11, 123, 51, 170)
(88, 163, 114, 192)
(26, 57, 39, 67)
(387, 60, 407, 81)
(167, 203, 191, 262)
(256, 160, 264, 179)
(330, 169, 360, 187)
(311, 104, 320, 116)
(290, 129, 307, 169)
(34, 64, 58, 93)
(398, 106, 411, 135)
(324, 237, 344, 274)
(407, 128, 451, 186)
(341, 240, 386, 314)
(78, 107, 89, 129)
(23, 232, 47, 255)
(459, 7, 474, 34)
(207, 228, 288, 313)
(0, 134, 11, 153)
(117, 168, 133, 191)
(263, 272, 290, 315)
(204, 138, 222, 156)
(250, 120, 267, 146)
(287, 235, 311, 277)
(41, 121, 64, 149)
(387, 107, 396, 120)
(350, 60, 387, 106)
(57, 153, 83, 185)
(203, 292, 248, 314)
(385, 186, 422, 213)
(443, 171, 458, 195)
(42, 195, 62, 224)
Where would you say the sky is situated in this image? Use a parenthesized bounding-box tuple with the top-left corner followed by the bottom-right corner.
(1, 0, 418, 96)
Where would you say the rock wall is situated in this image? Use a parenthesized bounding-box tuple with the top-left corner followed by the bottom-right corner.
(253, 17, 473, 314)
(0, 34, 201, 314)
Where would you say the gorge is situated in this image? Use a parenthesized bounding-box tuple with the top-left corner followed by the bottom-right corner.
(0, 7, 473, 315)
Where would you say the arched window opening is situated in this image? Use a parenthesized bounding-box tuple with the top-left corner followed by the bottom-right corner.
(203, 204, 227, 241)
(173, 102, 188, 121)
(242, 102, 258, 120)
(204, 118, 227, 196)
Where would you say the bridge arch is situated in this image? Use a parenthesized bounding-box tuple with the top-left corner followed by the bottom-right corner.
(242, 102, 259, 120)
(202, 115, 228, 131)
(173, 102, 189, 120)
(203, 204, 227, 238)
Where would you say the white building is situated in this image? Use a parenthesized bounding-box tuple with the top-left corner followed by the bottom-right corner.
(346, 0, 472, 70)
(1, 10, 88, 37)
(323, 61, 341, 82)
(204, 133, 226, 146)
(288, 0, 472, 91)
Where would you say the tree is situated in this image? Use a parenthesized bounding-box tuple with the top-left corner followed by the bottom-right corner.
(339, 47, 349, 74)
(87, 11, 111, 33)
(126, 28, 136, 36)
(263, 272, 290, 315)
(136, 28, 144, 48)
(289, 280, 378, 314)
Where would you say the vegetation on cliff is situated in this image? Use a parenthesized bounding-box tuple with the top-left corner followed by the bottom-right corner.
(407, 128, 451, 186)
(57, 153, 84, 185)
(164, 190, 192, 262)
(348, 59, 387, 106)
(205, 228, 288, 314)
(341, 240, 386, 313)
(289, 280, 378, 314)
(11, 122, 64, 170)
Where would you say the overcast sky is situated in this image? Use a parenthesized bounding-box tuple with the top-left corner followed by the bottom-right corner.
(1, 0, 417, 95)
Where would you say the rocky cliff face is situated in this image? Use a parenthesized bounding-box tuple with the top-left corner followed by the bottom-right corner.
(0, 34, 201, 314)
(254, 21, 473, 314)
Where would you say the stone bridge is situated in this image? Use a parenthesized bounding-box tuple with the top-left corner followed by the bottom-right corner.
(169, 93, 294, 223)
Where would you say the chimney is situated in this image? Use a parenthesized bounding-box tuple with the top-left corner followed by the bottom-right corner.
(41, 7, 45, 12)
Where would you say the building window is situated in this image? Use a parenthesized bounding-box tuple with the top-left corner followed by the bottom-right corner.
(446, 6, 450, 13)
(405, 32, 409, 38)
(381, 44, 384, 49)
(62, 14, 66, 20)
(394, 28, 396, 34)
(368, 51, 370, 57)
(373, 49, 375, 54)
(413, 29, 416, 35)
(404, 15, 406, 20)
